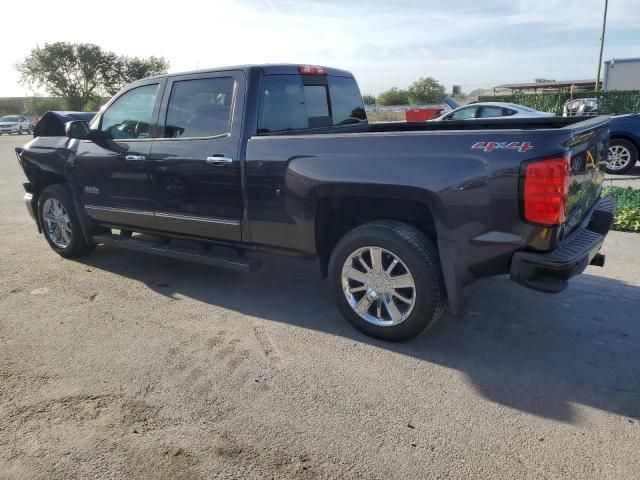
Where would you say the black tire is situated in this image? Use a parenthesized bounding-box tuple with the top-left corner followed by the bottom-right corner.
(18, 127, 23, 135)
(328, 220, 446, 342)
(38, 184, 94, 258)
(606, 139, 638, 175)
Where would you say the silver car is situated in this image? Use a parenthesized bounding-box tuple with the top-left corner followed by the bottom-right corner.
(0, 115, 32, 135)
(434, 102, 555, 121)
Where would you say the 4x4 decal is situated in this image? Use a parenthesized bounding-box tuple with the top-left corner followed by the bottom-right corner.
(471, 141, 533, 153)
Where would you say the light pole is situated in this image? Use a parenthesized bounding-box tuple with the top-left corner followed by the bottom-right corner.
(595, 0, 609, 91)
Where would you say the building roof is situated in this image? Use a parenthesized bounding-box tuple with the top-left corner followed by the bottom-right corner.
(495, 79, 597, 90)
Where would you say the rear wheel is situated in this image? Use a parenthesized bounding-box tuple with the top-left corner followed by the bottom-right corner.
(607, 139, 638, 174)
(38, 185, 94, 258)
(328, 220, 446, 342)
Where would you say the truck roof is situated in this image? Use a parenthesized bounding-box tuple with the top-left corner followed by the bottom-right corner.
(145, 64, 355, 81)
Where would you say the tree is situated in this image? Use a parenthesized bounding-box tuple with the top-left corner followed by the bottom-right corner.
(406, 77, 446, 105)
(105, 56, 169, 95)
(362, 94, 377, 106)
(16, 42, 169, 111)
(376, 87, 410, 106)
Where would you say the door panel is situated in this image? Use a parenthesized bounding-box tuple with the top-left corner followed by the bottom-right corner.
(74, 82, 162, 229)
(149, 72, 245, 241)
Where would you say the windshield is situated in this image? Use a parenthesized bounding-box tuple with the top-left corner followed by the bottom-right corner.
(0, 116, 19, 122)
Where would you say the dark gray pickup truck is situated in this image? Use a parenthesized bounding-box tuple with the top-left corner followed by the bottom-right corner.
(16, 64, 616, 341)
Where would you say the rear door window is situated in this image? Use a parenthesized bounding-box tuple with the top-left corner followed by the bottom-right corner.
(164, 77, 235, 138)
(258, 74, 366, 133)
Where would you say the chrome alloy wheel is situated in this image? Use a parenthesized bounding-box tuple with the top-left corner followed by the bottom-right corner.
(341, 246, 416, 327)
(42, 198, 72, 249)
(608, 144, 632, 171)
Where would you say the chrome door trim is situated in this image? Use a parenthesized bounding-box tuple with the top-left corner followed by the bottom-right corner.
(85, 205, 154, 217)
(155, 211, 240, 225)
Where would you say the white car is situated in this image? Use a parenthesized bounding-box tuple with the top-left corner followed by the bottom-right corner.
(0, 115, 32, 135)
(434, 102, 555, 121)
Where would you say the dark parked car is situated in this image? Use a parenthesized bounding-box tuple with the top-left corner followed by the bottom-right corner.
(607, 112, 640, 174)
(15, 64, 615, 341)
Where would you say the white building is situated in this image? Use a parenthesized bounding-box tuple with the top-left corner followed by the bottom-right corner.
(603, 57, 640, 91)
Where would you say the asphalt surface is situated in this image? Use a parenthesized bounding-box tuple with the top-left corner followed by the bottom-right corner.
(1, 133, 639, 479)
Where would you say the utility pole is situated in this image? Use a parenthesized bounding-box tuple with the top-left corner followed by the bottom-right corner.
(595, 0, 609, 91)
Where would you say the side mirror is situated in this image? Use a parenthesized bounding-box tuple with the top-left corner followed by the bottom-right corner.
(65, 120, 91, 140)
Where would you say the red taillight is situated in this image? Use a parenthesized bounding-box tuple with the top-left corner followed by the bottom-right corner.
(297, 65, 327, 75)
(523, 155, 571, 225)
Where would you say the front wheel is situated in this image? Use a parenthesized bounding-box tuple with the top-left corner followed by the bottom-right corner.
(38, 185, 94, 258)
(607, 139, 638, 174)
(328, 220, 446, 342)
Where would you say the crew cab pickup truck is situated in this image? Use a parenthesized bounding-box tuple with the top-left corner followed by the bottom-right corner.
(16, 64, 616, 341)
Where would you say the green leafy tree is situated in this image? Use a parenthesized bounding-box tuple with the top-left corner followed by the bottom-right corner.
(376, 87, 410, 106)
(406, 77, 446, 105)
(362, 94, 377, 106)
(16, 42, 169, 111)
(105, 56, 169, 95)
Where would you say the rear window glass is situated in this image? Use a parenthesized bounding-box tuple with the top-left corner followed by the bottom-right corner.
(258, 75, 366, 133)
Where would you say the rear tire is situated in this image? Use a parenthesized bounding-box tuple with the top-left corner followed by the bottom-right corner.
(328, 220, 446, 342)
(38, 185, 94, 258)
(607, 139, 638, 174)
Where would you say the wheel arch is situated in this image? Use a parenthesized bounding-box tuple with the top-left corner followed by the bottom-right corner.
(609, 134, 640, 152)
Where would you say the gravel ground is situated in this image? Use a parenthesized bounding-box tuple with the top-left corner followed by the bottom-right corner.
(1, 134, 639, 479)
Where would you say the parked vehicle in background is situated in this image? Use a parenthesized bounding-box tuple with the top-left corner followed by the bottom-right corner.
(563, 98, 599, 117)
(16, 64, 615, 341)
(405, 96, 460, 122)
(0, 115, 32, 135)
(607, 112, 640, 174)
(433, 102, 554, 121)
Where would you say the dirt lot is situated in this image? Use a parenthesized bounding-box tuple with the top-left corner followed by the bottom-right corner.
(1, 133, 639, 479)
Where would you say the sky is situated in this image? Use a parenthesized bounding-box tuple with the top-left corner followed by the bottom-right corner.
(1, 0, 639, 97)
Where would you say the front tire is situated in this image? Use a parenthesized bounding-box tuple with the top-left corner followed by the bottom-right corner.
(38, 185, 94, 258)
(607, 139, 638, 174)
(328, 220, 446, 342)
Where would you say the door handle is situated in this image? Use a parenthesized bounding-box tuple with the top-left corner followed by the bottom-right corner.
(206, 156, 233, 166)
(125, 154, 146, 161)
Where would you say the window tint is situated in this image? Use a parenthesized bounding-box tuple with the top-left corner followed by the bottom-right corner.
(303, 85, 331, 128)
(101, 84, 158, 140)
(328, 76, 367, 125)
(450, 107, 477, 120)
(503, 108, 518, 116)
(258, 74, 366, 133)
(478, 106, 505, 118)
(165, 77, 235, 138)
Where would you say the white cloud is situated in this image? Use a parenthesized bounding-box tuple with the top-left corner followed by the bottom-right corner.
(1, 0, 638, 96)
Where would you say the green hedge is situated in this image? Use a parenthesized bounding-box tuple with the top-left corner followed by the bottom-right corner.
(602, 186, 640, 232)
(478, 90, 640, 116)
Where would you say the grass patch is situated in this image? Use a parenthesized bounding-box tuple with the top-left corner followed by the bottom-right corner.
(602, 186, 640, 233)
(367, 110, 406, 122)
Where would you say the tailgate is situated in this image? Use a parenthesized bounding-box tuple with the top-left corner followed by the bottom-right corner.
(563, 116, 609, 236)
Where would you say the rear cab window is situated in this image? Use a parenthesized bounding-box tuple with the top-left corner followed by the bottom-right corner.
(258, 73, 366, 133)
